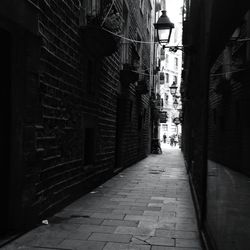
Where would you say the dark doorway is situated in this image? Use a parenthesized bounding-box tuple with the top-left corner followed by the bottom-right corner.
(0, 28, 12, 236)
(114, 97, 125, 171)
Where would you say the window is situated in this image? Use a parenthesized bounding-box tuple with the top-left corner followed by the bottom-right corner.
(122, 1, 129, 36)
(160, 72, 165, 84)
(165, 54, 169, 65)
(132, 44, 140, 69)
(175, 58, 178, 69)
(85, 0, 100, 16)
(161, 98, 164, 108)
(121, 1, 130, 66)
(135, 32, 142, 68)
(147, 11, 151, 31)
(183, 0, 191, 21)
(146, 1, 152, 32)
(162, 124, 168, 131)
(136, 33, 142, 54)
(81, 0, 100, 25)
(140, 0, 145, 14)
(173, 75, 177, 83)
(138, 109, 147, 128)
(174, 28, 178, 43)
(165, 73, 169, 83)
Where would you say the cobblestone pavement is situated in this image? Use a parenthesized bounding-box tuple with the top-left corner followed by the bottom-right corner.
(3, 146, 202, 250)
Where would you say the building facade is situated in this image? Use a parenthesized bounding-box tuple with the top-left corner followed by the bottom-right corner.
(182, 0, 250, 249)
(158, 2, 183, 142)
(0, 0, 155, 237)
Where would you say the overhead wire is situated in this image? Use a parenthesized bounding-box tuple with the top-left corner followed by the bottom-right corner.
(80, 1, 178, 46)
(103, 27, 158, 44)
(210, 68, 248, 76)
(131, 70, 151, 76)
(104, 27, 183, 48)
(99, 0, 157, 44)
(99, 1, 156, 78)
(89, 0, 180, 79)
(101, 0, 116, 27)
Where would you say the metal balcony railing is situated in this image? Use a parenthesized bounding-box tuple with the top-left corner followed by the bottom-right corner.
(120, 42, 140, 70)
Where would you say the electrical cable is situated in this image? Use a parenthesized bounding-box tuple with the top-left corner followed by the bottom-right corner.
(131, 70, 151, 76)
(210, 68, 247, 76)
(103, 27, 158, 44)
(101, 0, 116, 27)
(235, 38, 250, 42)
(78, 2, 178, 47)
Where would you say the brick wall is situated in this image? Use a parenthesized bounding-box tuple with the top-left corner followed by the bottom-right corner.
(19, 0, 151, 223)
(117, 0, 151, 168)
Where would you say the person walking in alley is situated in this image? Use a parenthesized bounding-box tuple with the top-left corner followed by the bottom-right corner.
(170, 136, 174, 146)
(163, 133, 167, 143)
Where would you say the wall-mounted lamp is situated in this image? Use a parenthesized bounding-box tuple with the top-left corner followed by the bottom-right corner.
(153, 10, 193, 54)
(170, 82, 178, 96)
(154, 10, 174, 45)
(165, 45, 193, 53)
(173, 117, 181, 125)
(178, 109, 183, 119)
(173, 99, 178, 109)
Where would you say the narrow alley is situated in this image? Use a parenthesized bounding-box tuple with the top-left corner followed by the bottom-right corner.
(1, 0, 250, 249)
(3, 146, 202, 250)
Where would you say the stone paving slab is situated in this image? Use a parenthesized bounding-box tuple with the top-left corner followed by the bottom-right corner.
(2, 148, 203, 250)
(59, 239, 106, 250)
(103, 242, 151, 250)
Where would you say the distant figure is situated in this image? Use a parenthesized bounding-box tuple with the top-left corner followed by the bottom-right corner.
(170, 136, 174, 146)
(163, 134, 167, 143)
(173, 135, 178, 146)
(178, 134, 182, 148)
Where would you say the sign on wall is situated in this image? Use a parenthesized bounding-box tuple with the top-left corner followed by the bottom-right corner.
(160, 111, 168, 123)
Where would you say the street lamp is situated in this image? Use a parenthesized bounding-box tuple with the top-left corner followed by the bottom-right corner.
(178, 108, 183, 121)
(173, 117, 181, 136)
(154, 10, 174, 45)
(173, 99, 178, 109)
(173, 117, 181, 126)
(169, 82, 178, 96)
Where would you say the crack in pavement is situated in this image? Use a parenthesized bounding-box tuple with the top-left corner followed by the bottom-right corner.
(131, 235, 152, 246)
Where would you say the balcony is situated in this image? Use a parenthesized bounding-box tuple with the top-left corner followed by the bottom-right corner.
(80, 5, 121, 57)
(80, 25, 119, 57)
(151, 93, 162, 110)
(136, 78, 149, 95)
(152, 108, 160, 121)
(120, 43, 140, 86)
